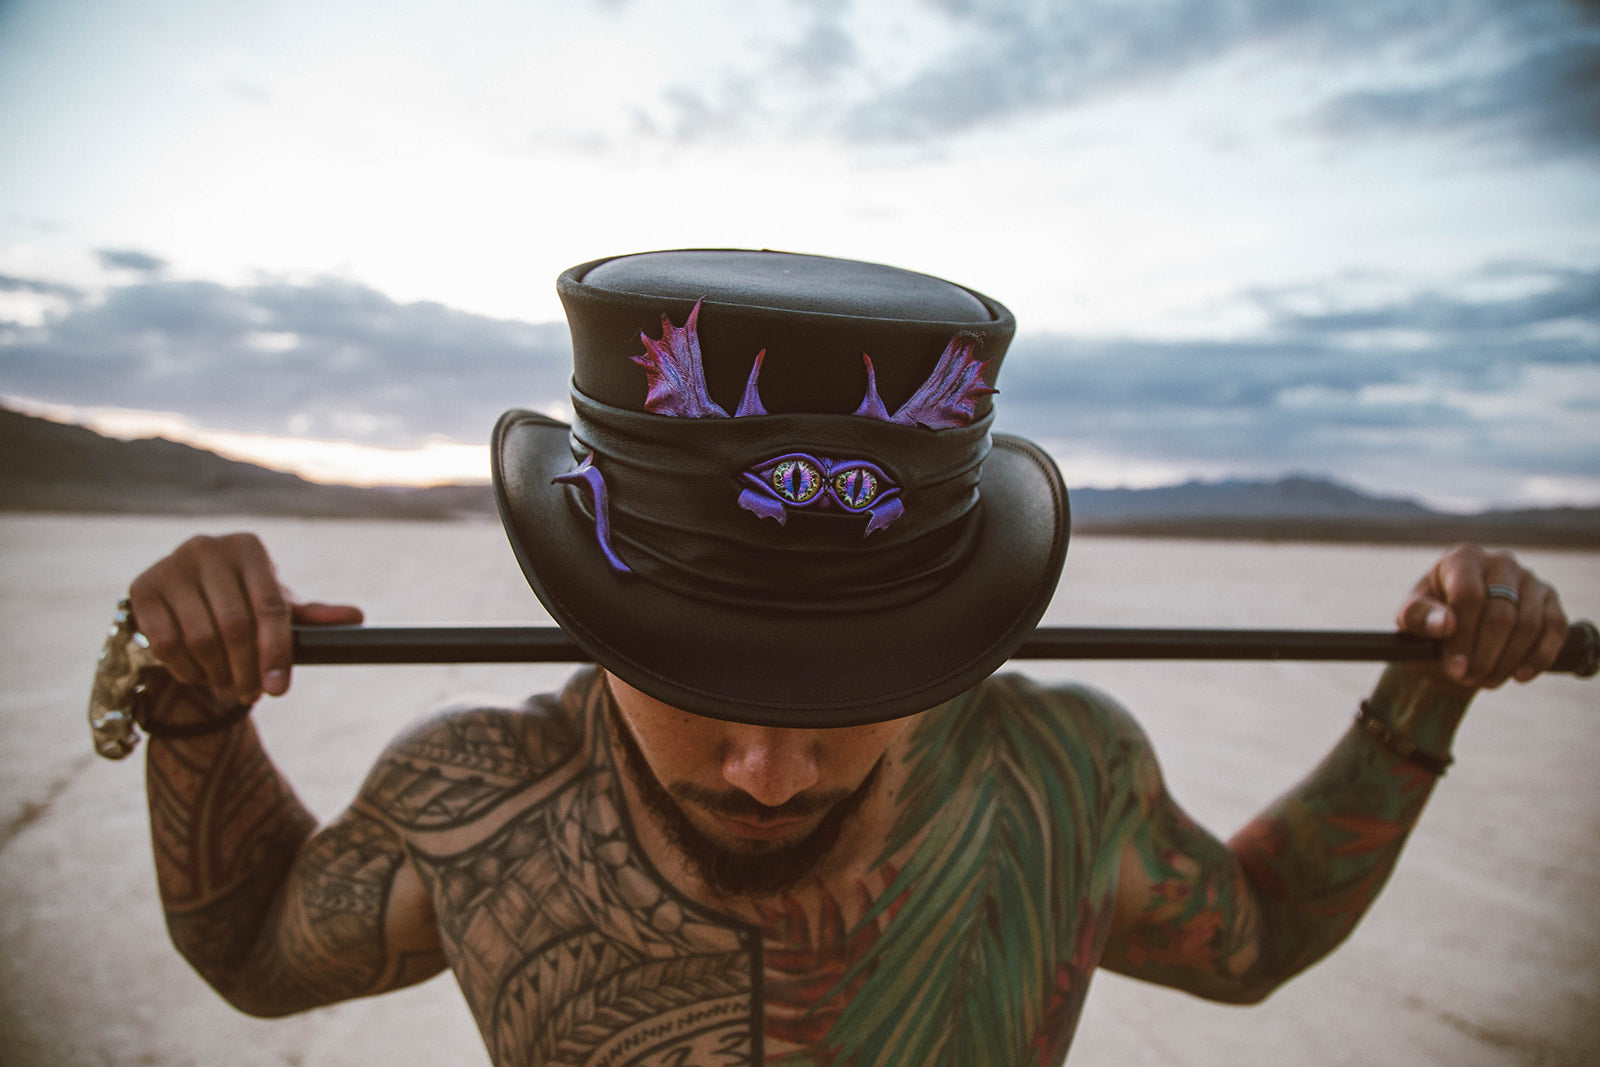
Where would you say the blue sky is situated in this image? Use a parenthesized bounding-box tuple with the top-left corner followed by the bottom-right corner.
(1, 0, 1597, 509)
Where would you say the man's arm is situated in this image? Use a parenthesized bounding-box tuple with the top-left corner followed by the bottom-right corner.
(1100, 544, 1568, 1003)
(131, 534, 446, 1016)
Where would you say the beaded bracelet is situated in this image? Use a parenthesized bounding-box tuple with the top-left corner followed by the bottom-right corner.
(1355, 700, 1453, 776)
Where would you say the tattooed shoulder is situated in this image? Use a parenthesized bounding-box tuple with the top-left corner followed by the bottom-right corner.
(977, 672, 1156, 802)
(357, 692, 584, 835)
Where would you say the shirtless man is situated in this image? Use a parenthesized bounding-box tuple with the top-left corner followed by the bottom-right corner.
(118, 252, 1571, 1065)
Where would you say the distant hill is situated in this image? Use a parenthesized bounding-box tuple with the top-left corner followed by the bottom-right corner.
(0, 406, 495, 520)
(1068, 477, 1599, 547)
(1071, 476, 1435, 522)
(2, 406, 1595, 545)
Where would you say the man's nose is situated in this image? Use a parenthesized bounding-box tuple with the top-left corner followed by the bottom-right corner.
(721, 727, 821, 808)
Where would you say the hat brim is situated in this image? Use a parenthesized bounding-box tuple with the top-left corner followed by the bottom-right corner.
(493, 409, 1069, 727)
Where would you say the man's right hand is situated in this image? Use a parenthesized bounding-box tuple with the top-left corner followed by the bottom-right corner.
(127, 533, 363, 708)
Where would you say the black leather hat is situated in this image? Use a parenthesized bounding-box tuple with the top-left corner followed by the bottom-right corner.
(493, 249, 1069, 726)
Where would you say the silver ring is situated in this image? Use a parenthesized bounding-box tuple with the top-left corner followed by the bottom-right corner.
(1486, 584, 1520, 606)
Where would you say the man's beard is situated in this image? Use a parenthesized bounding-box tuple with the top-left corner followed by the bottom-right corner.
(606, 702, 883, 898)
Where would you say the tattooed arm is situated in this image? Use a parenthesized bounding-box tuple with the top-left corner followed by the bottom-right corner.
(1100, 544, 1568, 1003)
(131, 534, 445, 1016)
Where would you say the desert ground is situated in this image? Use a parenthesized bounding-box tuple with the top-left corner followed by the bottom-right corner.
(1, 514, 1595, 1066)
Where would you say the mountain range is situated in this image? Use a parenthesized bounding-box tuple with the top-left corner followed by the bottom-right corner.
(0, 406, 490, 520)
(3, 406, 1595, 546)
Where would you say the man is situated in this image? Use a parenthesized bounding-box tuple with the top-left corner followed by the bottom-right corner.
(113, 251, 1568, 1065)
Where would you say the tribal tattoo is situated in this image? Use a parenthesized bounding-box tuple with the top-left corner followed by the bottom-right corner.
(144, 682, 442, 1017)
(145, 664, 1465, 1063)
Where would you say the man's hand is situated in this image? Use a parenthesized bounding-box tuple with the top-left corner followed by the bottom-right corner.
(1396, 544, 1568, 692)
(127, 533, 363, 707)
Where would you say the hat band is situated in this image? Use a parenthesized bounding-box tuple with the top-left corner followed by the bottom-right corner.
(564, 388, 992, 614)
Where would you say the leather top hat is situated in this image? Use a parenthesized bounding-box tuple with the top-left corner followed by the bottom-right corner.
(493, 249, 1069, 727)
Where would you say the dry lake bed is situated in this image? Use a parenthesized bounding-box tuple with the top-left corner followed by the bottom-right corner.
(1, 514, 1596, 1065)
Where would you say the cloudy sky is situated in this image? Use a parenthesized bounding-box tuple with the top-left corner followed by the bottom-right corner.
(2, 0, 1597, 509)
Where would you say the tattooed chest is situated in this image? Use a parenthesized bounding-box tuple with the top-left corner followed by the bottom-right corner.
(407, 775, 758, 1066)
(394, 668, 1141, 1067)
(409, 785, 1108, 1066)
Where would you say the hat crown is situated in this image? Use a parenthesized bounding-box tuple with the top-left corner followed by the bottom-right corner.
(559, 249, 1015, 419)
(579, 249, 993, 319)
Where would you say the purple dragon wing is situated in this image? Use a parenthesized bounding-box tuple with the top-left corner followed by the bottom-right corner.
(854, 332, 995, 430)
(632, 300, 729, 418)
(891, 332, 996, 429)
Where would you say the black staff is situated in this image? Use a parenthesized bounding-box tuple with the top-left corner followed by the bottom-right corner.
(293, 620, 1600, 676)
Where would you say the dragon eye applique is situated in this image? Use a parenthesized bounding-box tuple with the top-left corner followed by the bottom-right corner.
(738, 454, 904, 536)
(771, 458, 824, 504)
(831, 466, 880, 510)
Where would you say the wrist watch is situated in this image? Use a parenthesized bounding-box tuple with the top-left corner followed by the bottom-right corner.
(86, 599, 161, 760)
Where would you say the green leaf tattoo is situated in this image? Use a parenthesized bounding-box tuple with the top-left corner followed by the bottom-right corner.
(816, 674, 1142, 1065)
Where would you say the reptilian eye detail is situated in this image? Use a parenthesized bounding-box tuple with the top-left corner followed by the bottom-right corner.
(771, 458, 824, 504)
(831, 466, 880, 510)
(738, 453, 903, 535)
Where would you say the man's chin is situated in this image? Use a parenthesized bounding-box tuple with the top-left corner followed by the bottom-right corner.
(606, 699, 882, 896)
(681, 820, 838, 897)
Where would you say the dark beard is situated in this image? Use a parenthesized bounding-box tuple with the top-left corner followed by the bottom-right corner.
(605, 701, 883, 898)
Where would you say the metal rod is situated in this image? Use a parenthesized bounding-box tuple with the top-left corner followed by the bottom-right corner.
(294, 620, 1600, 676)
